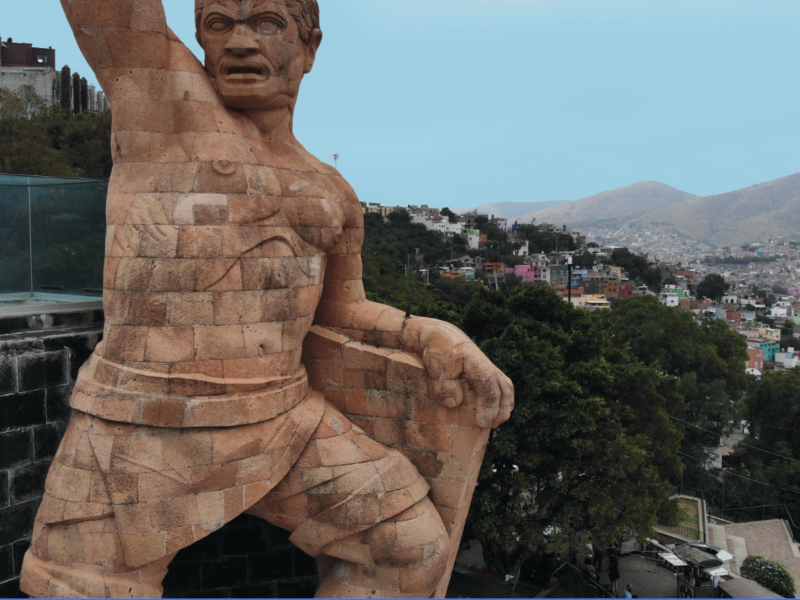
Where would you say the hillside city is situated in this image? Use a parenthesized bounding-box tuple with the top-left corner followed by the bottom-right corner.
(365, 201, 800, 383)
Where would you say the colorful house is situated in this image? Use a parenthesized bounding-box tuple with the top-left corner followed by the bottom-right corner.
(505, 265, 539, 284)
(759, 340, 780, 362)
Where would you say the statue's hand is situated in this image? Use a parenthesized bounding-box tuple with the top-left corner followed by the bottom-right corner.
(419, 321, 514, 429)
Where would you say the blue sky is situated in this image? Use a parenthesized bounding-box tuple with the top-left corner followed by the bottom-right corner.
(5, 1, 800, 208)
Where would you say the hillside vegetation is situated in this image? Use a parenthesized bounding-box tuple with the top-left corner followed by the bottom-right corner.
(0, 86, 112, 179)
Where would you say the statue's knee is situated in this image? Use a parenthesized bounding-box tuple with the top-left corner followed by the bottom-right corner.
(367, 498, 450, 593)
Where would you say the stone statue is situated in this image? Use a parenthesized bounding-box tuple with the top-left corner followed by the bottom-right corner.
(20, 1, 514, 597)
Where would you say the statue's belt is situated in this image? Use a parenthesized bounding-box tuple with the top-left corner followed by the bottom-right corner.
(70, 353, 310, 428)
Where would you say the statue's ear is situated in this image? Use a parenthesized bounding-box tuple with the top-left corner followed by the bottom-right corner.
(304, 29, 323, 74)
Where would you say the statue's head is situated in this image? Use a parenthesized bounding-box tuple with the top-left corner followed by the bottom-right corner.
(194, 0, 322, 111)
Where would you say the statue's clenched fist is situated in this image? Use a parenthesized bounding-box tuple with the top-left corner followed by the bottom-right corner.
(417, 320, 514, 429)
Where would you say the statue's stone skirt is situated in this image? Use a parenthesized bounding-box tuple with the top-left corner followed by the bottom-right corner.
(24, 352, 431, 592)
(35, 393, 324, 570)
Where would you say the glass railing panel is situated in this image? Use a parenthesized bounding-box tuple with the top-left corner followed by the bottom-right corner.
(0, 182, 32, 295)
(0, 174, 108, 303)
(30, 179, 106, 297)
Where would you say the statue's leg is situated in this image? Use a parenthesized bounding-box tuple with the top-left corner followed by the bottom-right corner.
(312, 497, 450, 598)
(20, 413, 175, 599)
(246, 402, 450, 598)
(22, 522, 174, 599)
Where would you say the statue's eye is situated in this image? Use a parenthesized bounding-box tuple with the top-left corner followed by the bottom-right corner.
(254, 18, 281, 35)
(208, 19, 231, 33)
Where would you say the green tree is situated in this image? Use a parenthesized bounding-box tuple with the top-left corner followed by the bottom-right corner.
(0, 87, 77, 177)
(696, 273, 729, 301)
(363, 210, 460, 269)
(607, 296, 748, 487)
(361, 253, 470, 326)
(571, 250, 595, 269)
(740, 556, 796, 598)
(773, 284, 789, 295)
(463, 286, 682, 557)
(514, 225, 576, 254)
(609, 249, 662, 292)
(757, 315, 777, 328)
(743, 369, 800, 460)
(440, 207, 459, 224)
(62, 109, 113, 178)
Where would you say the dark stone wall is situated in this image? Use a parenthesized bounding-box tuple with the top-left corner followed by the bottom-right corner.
(163, 515, 318, 599)
(0, 306, 102, 598)
(0, 305, 318, 598)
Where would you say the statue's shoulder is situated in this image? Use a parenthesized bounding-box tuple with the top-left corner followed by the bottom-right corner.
(286, 146, 354, 198)
(107, 30, 217, 113)
(283, 145, 362, 229)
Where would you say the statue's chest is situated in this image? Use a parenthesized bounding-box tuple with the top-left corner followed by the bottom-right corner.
(191, 139, 345, 253)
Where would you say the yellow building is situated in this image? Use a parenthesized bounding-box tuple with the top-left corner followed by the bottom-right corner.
(584, 294, 611, 310)
(756, 326, 781, 341)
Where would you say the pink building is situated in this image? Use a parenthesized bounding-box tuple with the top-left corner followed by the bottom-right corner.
(506, 264, 540, 284)
(747, 346, 764, 372)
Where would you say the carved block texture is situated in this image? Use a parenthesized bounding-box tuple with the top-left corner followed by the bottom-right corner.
(0, 309, 318, 598)
(21, 0, 512, 596)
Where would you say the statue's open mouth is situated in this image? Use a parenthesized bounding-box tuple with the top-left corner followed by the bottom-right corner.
(224, 65, 267, 81)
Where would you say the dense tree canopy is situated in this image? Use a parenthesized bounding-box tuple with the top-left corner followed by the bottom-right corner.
(609, 248, 662, 292)
(440, 206, 459, 223)
(0, 85, 112, 179)
(606, 296, 748, 479)
(696, 273, 729, 301)
(362, 210, 465, 268)
(462, 286, 682, 556)
(62, 110, 113, 179)
(713, 370, 800, 527)
(0, 87, 76, 177)
(571, 249, 595, 269)
(514, 224, 576, 255)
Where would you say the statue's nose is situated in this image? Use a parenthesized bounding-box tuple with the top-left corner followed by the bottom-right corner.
(225, 24, 259, 55)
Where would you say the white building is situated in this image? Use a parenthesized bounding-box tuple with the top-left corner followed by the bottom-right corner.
(410, 214, 463, 237)
(659, 292, 681, 307)
(465, 232, 481, 250)
(512, 240, 529, 257)
(776, 349, 799, 370)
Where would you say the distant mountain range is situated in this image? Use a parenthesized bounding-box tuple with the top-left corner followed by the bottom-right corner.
(628, 173, 800, 246)
(517, 181, 699, 227)
(483, 174, 800, 246)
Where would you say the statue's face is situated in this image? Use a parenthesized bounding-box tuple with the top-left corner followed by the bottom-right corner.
(197, 0, 320, 111)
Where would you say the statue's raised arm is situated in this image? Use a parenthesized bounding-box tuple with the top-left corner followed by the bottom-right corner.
(60, 0, 171, 100)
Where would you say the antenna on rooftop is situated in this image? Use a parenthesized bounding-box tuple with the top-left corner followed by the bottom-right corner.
(332, 153, 339, 169)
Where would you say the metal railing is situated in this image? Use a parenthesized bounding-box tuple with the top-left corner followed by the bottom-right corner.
(657, 523, 703, 541)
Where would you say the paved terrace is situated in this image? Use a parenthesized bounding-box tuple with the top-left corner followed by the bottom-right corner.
(709, 519, 800, 583)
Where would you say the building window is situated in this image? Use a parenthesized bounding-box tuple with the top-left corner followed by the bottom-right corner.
(37, 54, 48, 64)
